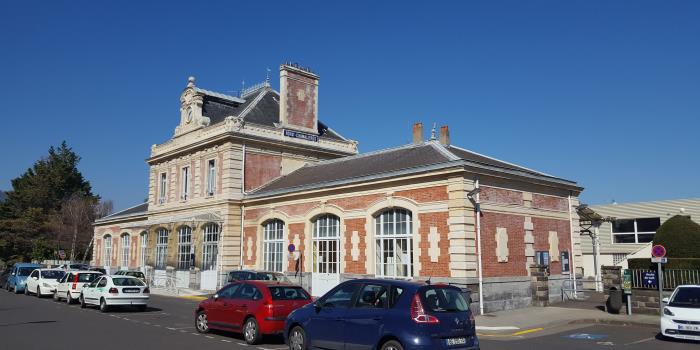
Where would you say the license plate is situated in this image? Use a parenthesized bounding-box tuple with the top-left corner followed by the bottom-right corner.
(123, 288, 140, 293)
(446, 337, 466, 346)
(679, 325, 700, 331)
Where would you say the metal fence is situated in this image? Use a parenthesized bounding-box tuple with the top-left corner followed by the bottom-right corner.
(630, 269, 700, 290)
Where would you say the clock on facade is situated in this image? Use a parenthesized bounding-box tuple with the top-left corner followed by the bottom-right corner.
(186, 107, 193, 123)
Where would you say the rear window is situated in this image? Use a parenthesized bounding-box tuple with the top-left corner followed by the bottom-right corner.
(269, 286, 310, 300)
(112, 277, 146, 286)
(77, 273, 101, 283)
(125, 272, 145, 278)
(420, 287, 470, 312)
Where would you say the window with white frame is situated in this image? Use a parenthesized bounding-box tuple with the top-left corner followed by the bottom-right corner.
(120, 234, 130, 269)
(159, 173, 167, 204)
(181, 166, 190, 201)
(560, 251, 570, 273)
(613, 253, 627, 265)
(201, 224, 219, 270)
(313, 215, 340, 274)
(103, 235, 112, 268)
(612, 217, 660, 244)
(155, 228, 169, 269)
(177, 226, 193, 270)
(140, 232, 148, 268)
(206, 159, 216, 196)
(263, 220, 284, 272)
(374, 209, 413, 278)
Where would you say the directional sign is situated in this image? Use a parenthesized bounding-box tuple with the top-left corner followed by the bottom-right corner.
(651, 245, 667, 258)
(642, 271, 657, 287)
(287, 243, 296, 253)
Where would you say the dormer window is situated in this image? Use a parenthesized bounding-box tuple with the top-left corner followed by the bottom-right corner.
(181, 166, 190, 201)
(207, 159, 216, 196)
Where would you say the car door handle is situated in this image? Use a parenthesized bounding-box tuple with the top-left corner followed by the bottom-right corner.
(372, 317, 383, 321)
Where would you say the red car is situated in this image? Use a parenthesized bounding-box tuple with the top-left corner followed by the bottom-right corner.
(195, 280, 312, 344)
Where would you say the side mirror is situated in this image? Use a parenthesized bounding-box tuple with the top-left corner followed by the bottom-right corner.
(314, 300, 323, 310)
(662, 297, 670, 304)
(11, 272, 15, 276)
(213, 293, 219, 301)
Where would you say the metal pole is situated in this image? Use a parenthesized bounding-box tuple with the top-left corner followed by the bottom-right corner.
(627, 294, 632, 315)
(657, 262, 664, 315)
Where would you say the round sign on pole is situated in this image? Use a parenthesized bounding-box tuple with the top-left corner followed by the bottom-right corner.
(651, 245, 666, 258)
(287, 243, 296, 253)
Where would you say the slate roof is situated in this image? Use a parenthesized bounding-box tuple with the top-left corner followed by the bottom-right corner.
(199, 86, 346, 141)
(248, 141, 579, 197)
(97, 202, 148, 222)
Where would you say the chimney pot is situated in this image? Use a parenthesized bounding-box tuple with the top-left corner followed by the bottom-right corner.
(439, 125, 450, 146)
(412, 122, 424, 144)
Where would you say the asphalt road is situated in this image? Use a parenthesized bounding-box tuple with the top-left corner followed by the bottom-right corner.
(1, 289, 698, 350)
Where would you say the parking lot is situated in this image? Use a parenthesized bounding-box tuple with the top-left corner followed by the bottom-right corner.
(1, 290, 698, 350)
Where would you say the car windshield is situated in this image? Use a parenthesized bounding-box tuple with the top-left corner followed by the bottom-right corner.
(125, 272, 144, 278)
(420, 287, 470, 312)
(258, 272, 289, 282)
(670, 287, 700, 308)
(112, 277, 145, 286)
(41, 270, 64, 279)
(76, 273, 101, 283)
(17, 267, 35, 276)
(269, 286, 310, 300)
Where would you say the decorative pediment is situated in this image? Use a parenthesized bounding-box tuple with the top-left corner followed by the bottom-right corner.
(174, 76, 208, 137)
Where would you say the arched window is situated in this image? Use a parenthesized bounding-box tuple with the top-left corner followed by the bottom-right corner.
(263, 220, 284, 272)
(103, 235, 112, 268)
(155, 228, 169, 269)
(120, 233, 130, 269)
(312, 215, 340, 274)
(140, 231, 148, 268)
(201, 224, 219, 270)
(177, 226, 193, 270)
(374, 208, 413, 278)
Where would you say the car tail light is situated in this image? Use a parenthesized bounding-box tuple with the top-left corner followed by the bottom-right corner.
(108, 287, 119, 294)
(143, 287, 150, 294)
(410, 293, 439, 324)
(72, 274, 79, 290)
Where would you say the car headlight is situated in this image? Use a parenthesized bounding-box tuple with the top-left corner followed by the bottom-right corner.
(663, 307, 675, 316)
(42, 282, 51, 288)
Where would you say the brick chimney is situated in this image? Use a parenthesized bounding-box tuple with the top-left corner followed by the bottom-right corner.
(279, 63, 319, 134)
(439, 125, 450, 146)
(412, 122, 424, 144)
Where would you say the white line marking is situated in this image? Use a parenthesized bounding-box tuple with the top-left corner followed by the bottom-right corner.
(476, 326, 520, 331)
(167, 327, 177, 330)
(191, 333, 200, 336)
(205, 335, 214, 339)
(624, 337, 654, 346)
(221, 339, 231, 343)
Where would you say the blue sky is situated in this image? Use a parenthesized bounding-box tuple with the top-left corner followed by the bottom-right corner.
(1, 1, 698, 211)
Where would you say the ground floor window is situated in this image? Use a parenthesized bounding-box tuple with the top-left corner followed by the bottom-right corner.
(120, 234, 130, 269)
(536, 251, 550, 266)
(202, 224, 219, 270)
(103, 235, 112, 268)
(155, 228, 168, 269)
(178, 226, 193, 270)
(263, 220, 284, 272)
(140, 232, 148, 268)
(374, 209, 413, 278)
(560, 251, 570, 273)
(313, 215, 340, 274)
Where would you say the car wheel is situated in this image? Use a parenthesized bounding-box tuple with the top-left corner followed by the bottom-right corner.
(243, 317, 261, 345)
(53, 291, 59, 301)
(24, 286, 29, 295)
(14, 284, 20, 294)
(99, 298, 109, 313)
(289, 326, 307, 350)
(380, 340, 404, 350)
(195, 311, 209, 333)
(66, 292, 73, 304)
(80, 294, 86, 308)
(36, 287, 41, 298)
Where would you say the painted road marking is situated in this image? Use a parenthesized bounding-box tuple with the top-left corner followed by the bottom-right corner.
(564, 333, 607, 340)
(179, 295, 208, 301)
(476, 326, 520, 331)
(221, 339, 231, 343)
(512, 328, 544, 336)
(624, 337, 655, 346)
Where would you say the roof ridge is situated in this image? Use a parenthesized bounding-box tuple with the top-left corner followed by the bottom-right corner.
(194, 87, 246, 104)
(239, 87, 272, 120)
(427, 141, 461, 161)
(591, 198, 700, 207)
(100, 201, 148, 220)
(297, 142, 433, 168)
(447, 145, 554, 177)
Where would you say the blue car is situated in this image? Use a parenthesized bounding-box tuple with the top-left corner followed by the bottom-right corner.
(284, 279, 479, 350)
(5, 263, 42, 294)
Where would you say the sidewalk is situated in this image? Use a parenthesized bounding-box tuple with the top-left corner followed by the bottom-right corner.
(475, 306, 658, 336)
(149, 286, 211, 301)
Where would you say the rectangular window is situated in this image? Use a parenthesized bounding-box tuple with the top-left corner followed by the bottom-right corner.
(612, 253, 627, 265)
(612, 217, 660, 244)
(155, 229, 168, 269)
(181, 167, 190, 201)
(207, 159, 216, 196)
(121, 235, 130, 270)
(535, 251, 550, 266)
(159, 173, 167, 204)
(560, 251, 570, 273)
(140, 233, 148, 268)
(263, 220, 285, 272)
(103, 236, 112, 268)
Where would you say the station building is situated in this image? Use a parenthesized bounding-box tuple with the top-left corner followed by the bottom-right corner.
(93, 63, 583, 312)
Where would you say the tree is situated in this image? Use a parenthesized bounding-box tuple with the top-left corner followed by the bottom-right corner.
(50, 195, 113, 262)
(653, 215, 700, 258)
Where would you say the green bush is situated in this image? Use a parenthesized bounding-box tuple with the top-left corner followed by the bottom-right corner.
(652, 215, 700, 258)
(628, 257, 700, 270)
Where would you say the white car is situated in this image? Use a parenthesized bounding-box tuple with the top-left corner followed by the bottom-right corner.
(53, 270, 103, 304)
(80, 275, 149, 312)
(24, 269, 65, 297)
(661, 284, 700, 341)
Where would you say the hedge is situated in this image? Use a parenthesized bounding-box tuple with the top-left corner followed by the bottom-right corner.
(652, 215, 700, 258)
(628, 258, 700, 270)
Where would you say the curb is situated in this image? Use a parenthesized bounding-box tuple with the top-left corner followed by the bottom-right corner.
(569, 318, 658, 328)
(178, 295, 208, 301)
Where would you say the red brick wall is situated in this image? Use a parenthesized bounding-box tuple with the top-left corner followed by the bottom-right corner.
(277, 202, 320, 217)
(395, 186, 448, 203)
(245, 208, 271, 222)
(531, 217, 571, 274)
(344, 218, 367, 274)
(328, 193, 383, 211)
(284, 73, 317, 130)
(532, 194, 568, 212)
(243, 227, 257, 265)
(480, 186, 524, 206)
(94, 238, 102, 265)
(287, 223, 306, 272)
(244, 153, 282, 191)
(418, 212, 450, 277)
(480, 212, 527, 277)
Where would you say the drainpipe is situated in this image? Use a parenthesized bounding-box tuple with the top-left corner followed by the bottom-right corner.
(239, 144, 247, 271)
(471, 179, 484, 315)
(568, 195, 577, 295)
(593, 226, 602, 292)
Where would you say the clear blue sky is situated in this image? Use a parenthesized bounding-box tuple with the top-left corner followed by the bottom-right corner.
(1, 1, 699, 211)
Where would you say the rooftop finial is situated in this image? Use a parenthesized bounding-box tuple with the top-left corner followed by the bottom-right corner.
(429, 122, 437, 141)
(265, 67, 271, 84)
(187, 76, 195, 88)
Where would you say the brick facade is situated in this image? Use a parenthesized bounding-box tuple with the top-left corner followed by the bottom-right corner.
(395, 186, 448, 203)
(417, 212, 450, 277)
(343, 218, 367, 274)
(532, 194, 568, 211)
(244, 153, 282, 191)
(480, 186, 524, 206)
(480, 212, 527, 277)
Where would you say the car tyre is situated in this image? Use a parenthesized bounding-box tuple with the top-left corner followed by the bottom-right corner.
(80, 294, 86, 308)
(243, 317, 262, 345)
(36, 287, 41, 298)
(288, 326, 307, 350)
(53, 290, 60, 301)
(380, 340, 404, 350)
(14, 284, 21, 294)
(24, 286, 29, 296)
(99, 298, 109, 313)
(66, 292, 73, 304)
(195, 310, 209, 333)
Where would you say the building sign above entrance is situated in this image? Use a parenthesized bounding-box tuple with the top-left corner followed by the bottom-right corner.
(283, 129, 319, 142)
